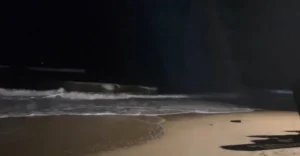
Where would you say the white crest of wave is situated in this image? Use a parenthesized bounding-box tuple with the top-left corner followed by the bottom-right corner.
(0, 88, 65, 97)
(60, 92, 189, 100)
(0, 88, 189, 100)
(100, 84, 118, 91)
(0, 108, 254, 118)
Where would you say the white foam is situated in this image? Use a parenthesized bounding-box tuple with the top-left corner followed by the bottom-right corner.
(0, 87, 245, 100)
(0, 109, 255, 119)
(101, 84, 117, 91)
(0, 112, 118, 118)
(0, 88, 190, 100)
(0, 88, 65, 97)
(58, 92, 189, 100)
(0, 88, 255, 118)
(138, 85, 157, 90)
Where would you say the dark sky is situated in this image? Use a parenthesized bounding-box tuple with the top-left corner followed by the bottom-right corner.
(232, 0, 300, 89)
(1, 0, 300, 93)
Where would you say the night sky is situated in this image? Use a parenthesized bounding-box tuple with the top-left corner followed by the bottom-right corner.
(1, 0, 300, 93)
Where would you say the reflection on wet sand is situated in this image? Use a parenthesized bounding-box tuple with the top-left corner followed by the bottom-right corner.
(0, 115, 164, 156)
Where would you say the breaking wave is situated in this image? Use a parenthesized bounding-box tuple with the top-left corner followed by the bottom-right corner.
(0, 87, 190, 100)
(0, 109, 254, 119)
(0, 88, 245, 100)
(0, 88, 255, 118)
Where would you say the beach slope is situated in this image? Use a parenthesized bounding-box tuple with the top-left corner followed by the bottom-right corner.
(97, 111, 300, 156)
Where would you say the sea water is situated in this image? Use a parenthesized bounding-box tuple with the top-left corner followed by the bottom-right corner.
(0, 88, 254, 118)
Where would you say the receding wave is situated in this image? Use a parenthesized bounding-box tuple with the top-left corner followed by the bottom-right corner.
(0, 88, 191, 100)
(0, 99, 254, 118)
(0, 88, 65, 97)
(0, 109, 254, 118)
(0, 88, 255, 118)
(0, 88, 245, 100)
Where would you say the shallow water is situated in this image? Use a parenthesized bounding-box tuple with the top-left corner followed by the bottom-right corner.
(0, 88, 254, 117)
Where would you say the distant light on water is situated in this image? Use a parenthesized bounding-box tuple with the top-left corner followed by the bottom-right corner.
(268, 90, 293, 94)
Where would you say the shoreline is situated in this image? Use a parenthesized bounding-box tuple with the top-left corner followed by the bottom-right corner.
(100, 111, 300, 156)
(0, 111, 300, 156)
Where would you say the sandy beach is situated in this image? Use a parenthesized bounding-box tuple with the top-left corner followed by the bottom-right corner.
(96, 111, 300, 156)
(1, 111, 300, 156)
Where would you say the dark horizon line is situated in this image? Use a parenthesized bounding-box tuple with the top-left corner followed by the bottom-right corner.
(0, 65, 86, 73)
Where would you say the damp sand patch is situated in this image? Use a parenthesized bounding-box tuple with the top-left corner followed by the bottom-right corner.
(0, 115, 165, 156)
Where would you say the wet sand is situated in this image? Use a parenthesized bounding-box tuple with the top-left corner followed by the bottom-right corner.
(1, 111, 300, 156)
(0, 115, 164, 156)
